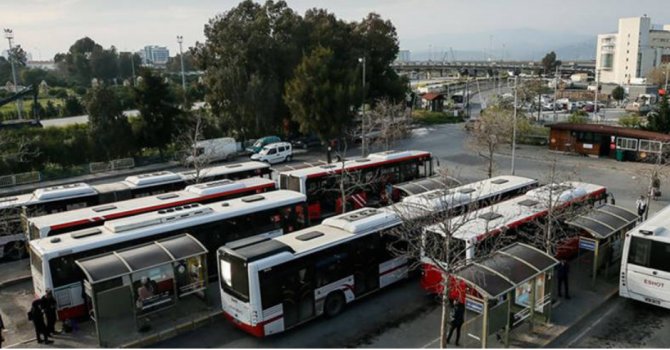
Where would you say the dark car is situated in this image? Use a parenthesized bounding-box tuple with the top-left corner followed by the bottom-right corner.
(291, 135, 322, 149)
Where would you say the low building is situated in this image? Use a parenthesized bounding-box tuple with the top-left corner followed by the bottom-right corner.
(547, 123, 670, 161)
(420, 92, 445, 112)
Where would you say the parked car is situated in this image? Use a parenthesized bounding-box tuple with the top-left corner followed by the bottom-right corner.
(583, 104, 600, 113)
(185, 137, 237, 165)
(291, 135, 322, 149)
(246, 135, 281, 154)
(250, 142, 293, 164)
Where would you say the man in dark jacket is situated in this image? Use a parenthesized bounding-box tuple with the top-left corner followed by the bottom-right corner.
(447, 299, 465, 346)
(28, 299, 52, 344)
(557, 260, 570, 299)
(41, 290, 58, 336)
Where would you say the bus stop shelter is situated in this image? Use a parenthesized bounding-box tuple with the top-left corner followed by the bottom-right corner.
(566, 204, 638, 286)
(76, 234, 208, 347)
(452, 243, 558, 348)
(393, 175, 461, 197)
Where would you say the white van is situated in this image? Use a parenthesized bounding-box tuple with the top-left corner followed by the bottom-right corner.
(250, 142, 293, 164)
(186, 137, 237, 165)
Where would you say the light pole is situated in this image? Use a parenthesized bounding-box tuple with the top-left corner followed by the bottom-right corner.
(511, 74, 519, 175)
(4, 28, 22, 120)
(359, 56, 366, 157)
(177, 35, 186, 92)
(553, 63, 560, 122)
(593, 68, 600, 122)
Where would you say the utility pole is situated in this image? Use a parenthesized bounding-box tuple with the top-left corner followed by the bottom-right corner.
(177, 35, 186, 92)
(553, 63, 560, 122)
(593, 68, 600, 122)
(511, 75, 519, 175)
(359, 56, 367, 157)
(4, 28, 22, 120)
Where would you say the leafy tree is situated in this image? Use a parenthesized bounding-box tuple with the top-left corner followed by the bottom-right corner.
(618, 114, 643, 128)
(541, 51, 561, 75)
(20, 68, 50, 87)
(612, 85, 625, 102)
(645, 64, 669, 87)
(647, 95, 670, 133)
(134, 69, 182, 157)
(118, 52, 141, 81)
(86, 85, 135, 159)
(284, 46, 359, 143)
(54, 37, 103, 86)
(45, 100, 59, 117)
(567, 111, 588, 124)
(61, 96, 85, 117)
(90, 46, 119, 83)
(167, 52, 195, 73)
(8, 45, 28, 67)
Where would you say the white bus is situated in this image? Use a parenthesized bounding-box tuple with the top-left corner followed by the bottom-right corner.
(421, 182, 607, 295)
(620, 204, 670, 308)
(0, 161, 272, 260)
(25, 177, 275, 240)
(29, 190, 307, 321)
(218, 207, 405, 337)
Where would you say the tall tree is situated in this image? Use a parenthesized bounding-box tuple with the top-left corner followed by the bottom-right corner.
(284, 46, 359, 142)
(134, 69, 182, 157)
(54, 37, 103, 86)
(90, 46, 119, 83)
(8, 45, 28, 67)
(647, 95, 670, 133)
(118, 52, 141, 82)
(611, 85, 625, 103)
(541, 51, 561, 75)
(85, 85, 134, 159)
(167, 52, 195, 73)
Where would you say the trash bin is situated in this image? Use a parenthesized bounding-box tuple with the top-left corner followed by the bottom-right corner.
(615, 149, 624, 161)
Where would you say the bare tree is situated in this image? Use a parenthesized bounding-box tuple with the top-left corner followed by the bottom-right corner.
(367, 99, 412, 152)
(468, 105, 516, 178)
(638, 142, 670, 220)
(0, 134, 40, 165)
(176, 111, 213, 184)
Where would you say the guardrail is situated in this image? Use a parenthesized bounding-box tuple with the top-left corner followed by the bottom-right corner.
(0, 171, 41, 188)
(89, 158, 136, 174)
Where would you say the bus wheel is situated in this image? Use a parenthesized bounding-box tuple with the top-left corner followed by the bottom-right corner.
(324, 291, 345, 318)
(5, 241, 28, 260)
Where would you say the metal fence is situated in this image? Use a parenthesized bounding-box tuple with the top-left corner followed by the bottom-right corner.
(89, 158, 135, 174)
(0, 171, 41, 188)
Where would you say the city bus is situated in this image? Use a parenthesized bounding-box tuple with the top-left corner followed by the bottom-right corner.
(0, 161, 271, 260)
(420, 182, 607, 295)
(218, 207, 404, 337)
(278, 150, 434, 221)
(620, 204, 670, 308)
(25, 177, 276, 240)
(28, 190, 306, 320)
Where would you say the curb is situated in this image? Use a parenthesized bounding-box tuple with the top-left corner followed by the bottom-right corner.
(119, 310, 221, 348)
(0, 275, 32, 289)
(540, 286, 619, 348)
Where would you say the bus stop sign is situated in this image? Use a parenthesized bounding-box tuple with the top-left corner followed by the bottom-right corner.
(579, 237, 597, 251)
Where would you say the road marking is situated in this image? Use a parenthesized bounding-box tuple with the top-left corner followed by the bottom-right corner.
(422, 336, 440, 348)
(566, 298, 622, 347)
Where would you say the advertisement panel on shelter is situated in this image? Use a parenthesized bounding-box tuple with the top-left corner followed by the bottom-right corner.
(514, 274, 546, 313)
(132, 264, 175, 315)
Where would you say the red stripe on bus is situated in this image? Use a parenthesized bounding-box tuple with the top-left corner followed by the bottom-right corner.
(48, 183, 275, 231)
(379, 262, 408, 277)
(305, 154, 430, 179)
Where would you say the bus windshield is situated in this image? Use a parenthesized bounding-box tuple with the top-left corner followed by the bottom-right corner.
(219, 254, 249, 302)
(628, 236, 670, 273)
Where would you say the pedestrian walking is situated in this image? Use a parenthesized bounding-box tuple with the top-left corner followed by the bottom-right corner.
(636, 195, 647, 221)
(28, 299, 52, 344)
(447, 299, 465, 346)
(41, 290, 58, 336)
(557, 259, 570, 299)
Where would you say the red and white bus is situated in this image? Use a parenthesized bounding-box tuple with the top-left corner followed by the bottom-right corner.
(29, 190, 306, 321)
(420, 182, 607, 295)
(218, 207, 405, 337)
(0, 161, 271, 260)
(25, 177, 275, 240)
(620, 204, 670, 308)
(278, 150, 434, 221)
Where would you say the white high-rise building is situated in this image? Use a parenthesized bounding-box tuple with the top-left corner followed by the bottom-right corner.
(138, 45, 170, 66)
(396, 50, 411, 62)
(596, 16, 670, 85)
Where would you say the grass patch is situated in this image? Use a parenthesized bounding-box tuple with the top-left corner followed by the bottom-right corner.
(412, 110, 464, 125)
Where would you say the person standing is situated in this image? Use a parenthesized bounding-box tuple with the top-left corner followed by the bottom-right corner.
(557, 259, 571, 299)
(41, 290, 58, 336)
(636, 195, 647, 221)
(28, 299, 51, 344)
(447, 299, 465, 346)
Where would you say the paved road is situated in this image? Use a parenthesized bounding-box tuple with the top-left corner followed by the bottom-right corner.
(550, 297, 670, 348)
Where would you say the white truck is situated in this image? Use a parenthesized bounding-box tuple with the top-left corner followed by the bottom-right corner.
(186, 137, 238, 165)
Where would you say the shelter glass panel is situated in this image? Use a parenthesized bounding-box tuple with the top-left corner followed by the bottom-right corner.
(132, 264, 175, 315)
(174, 256, 206, 297)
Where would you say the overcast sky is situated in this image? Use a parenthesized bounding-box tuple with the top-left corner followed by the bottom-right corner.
(1, 0, 669, 60)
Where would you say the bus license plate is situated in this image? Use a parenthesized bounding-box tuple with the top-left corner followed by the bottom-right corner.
(644, 297, 661, 305)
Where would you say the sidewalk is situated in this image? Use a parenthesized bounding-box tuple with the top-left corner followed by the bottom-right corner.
(363, 255, 619, 348)
(0, 161, 180, 197)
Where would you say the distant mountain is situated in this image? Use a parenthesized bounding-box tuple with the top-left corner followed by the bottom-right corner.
(401, 28, 596, 61)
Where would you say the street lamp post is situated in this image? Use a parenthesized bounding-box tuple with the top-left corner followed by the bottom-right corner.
(553, 64, 560, 122)
(511, 75, 519, 175)
(359, 57, 366, 157)
(4, 28, 22, 120)
(177, 35, 186, 92)
(593, 68, 600, 122)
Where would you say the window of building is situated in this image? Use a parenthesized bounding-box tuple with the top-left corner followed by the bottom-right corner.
(616, 137, 638, 151)
(639, 140, 662, 153)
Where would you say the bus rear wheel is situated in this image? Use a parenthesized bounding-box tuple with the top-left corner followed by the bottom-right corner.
(5, 241, 28, 260)
(324, 291, 345, 318)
